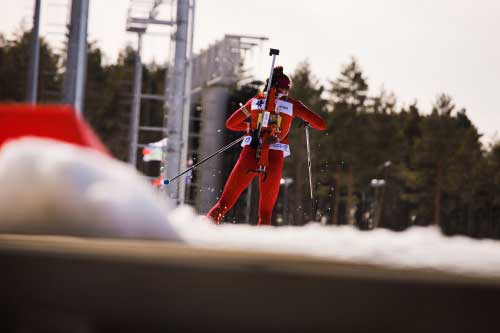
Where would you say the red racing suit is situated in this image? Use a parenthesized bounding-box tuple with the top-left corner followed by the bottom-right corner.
(207, 92, 326, 225)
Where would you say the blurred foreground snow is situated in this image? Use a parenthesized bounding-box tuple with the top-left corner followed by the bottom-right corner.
(1, 138, 500, 279)
(171, 205, 500, 278)
(0, 138, 179, 240)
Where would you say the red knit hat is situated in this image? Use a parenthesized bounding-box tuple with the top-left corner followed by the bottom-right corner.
(266, 66, 291, 90)
(275, 76, 291, 90)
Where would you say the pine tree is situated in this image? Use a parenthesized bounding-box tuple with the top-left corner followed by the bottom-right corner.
(328, 57, 369, 225)
(396, 102, 423, 228)
(0, 30, 60, 102)
(414, 94, 481, 227)
(84, 45, 136, 160)
(330, 57, 368, 111)
(287, 61, 328, 224)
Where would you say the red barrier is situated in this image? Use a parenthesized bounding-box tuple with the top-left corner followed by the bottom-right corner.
(0, 104, 109, 155)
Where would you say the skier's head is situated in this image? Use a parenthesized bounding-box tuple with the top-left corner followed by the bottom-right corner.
(265, 66, 291, 94)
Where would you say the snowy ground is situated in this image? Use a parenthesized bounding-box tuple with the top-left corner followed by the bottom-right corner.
(1, 137, 500, 280)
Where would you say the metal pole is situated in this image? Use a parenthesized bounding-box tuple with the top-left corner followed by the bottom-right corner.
(283, 182, 289, 225)
(63, 0, 89, 116)
(163, 0, 189, 202)
(305, 124, 316, 219)
(178, 0, 195, 205)
(128, 32, 143, 167)
(245, 180, 253, 224)
(74, 0, 88, 115)
(26, 0, 41, 104)
(163, 135, 245, 185)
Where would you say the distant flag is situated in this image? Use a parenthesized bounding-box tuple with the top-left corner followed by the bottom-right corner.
(142, 138, 167, 162)
(152, 177, 163, 187)
(185, 158, 193, 185)
(151, 158, 193, 188)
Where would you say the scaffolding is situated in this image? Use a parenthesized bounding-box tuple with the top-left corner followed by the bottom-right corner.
(125, 0, 176, 168)
(125, 1, 267, 211)
(63, 0, 89, 115)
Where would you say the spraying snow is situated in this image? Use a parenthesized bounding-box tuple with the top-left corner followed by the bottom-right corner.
(1, 137, 500, 280)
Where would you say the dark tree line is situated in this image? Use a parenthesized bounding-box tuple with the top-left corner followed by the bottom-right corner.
(0, 30, 166, 166)
(2, 30, 500, 238)
(0, 31, 60, 103)
(276, 59, 500, 238)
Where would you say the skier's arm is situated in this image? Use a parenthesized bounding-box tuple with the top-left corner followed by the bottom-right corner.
(295, 102, 327, 130)
(225, 100, 252, 132)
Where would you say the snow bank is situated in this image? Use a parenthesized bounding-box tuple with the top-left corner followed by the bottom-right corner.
(2, 137, 500, 280)
(0, 138, 179, 241)
(169, 206, 500, 280)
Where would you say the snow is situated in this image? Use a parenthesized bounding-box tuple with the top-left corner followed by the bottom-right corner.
(0, 138, 179, 241)
(1, 137, 500, 280)
(170, 206, 500, 279)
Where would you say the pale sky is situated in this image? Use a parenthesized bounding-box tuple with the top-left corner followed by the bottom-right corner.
(2, 0, 500, 144)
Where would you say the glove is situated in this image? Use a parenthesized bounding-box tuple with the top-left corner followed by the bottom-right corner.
(298, 120, 310, 128)
(250, 131, 260, 149)
(264, 136, 279, 144)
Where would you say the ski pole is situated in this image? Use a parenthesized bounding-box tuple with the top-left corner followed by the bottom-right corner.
(304, 123, 316, 219)
(163, 135, 246, 185)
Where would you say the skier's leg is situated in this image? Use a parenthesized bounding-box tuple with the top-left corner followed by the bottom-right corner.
(207, 147, 257, 223)
(257, 150, 284, 225)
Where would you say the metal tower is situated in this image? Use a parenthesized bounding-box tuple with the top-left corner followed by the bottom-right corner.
(62, 0, 89, 116)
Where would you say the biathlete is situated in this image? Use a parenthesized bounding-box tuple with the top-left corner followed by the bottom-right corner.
(207, 66, 327, 225)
